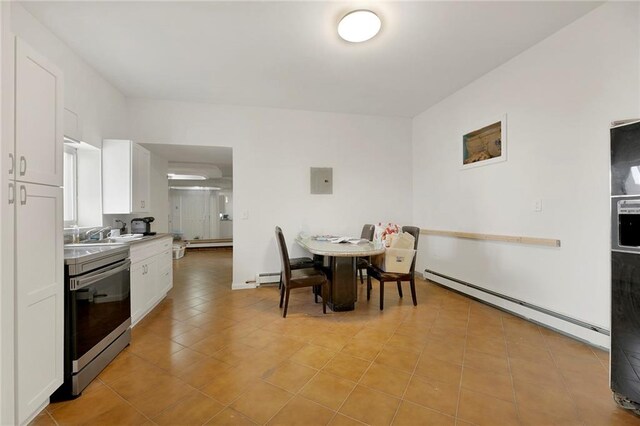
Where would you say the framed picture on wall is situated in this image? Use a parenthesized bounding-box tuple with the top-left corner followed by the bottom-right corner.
(461, 114, 507, 169)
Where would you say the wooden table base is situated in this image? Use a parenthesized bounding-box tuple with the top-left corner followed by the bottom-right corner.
(325, 256, 357, 311)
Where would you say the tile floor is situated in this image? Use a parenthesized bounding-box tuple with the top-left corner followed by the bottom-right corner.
(31, 249, 640, 425)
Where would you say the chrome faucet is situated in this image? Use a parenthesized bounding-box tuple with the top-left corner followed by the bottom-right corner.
(83, 226, 112, 241)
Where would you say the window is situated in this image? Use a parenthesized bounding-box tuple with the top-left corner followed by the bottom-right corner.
(63, 146, 77, 226)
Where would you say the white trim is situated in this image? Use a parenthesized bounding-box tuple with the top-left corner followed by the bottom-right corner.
(232, 282, 257, 290)
(424, 271, 609, 349)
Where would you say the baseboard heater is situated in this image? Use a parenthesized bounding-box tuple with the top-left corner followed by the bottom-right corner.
(425, 269, 609, 336)
(257, 272, 280, 286)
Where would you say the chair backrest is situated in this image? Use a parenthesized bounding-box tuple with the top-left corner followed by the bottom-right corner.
(360, 224, 375, 241)
(275, 226, 292, 284)
(401, 226, 420, 274)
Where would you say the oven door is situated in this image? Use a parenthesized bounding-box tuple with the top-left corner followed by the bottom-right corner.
(69, 259, 131, 373)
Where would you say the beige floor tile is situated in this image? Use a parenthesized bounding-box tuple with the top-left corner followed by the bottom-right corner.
(122, 376, 195, 418)
(205, 408, 257, 425)
(375, 347, 420, 373)
(341, 339, 384, 361)
(327, 414, 365, 426)
(50, 383, 130, 425)
(457, 389, 519, 426)
(403, 375, 459, 416)
(463, 348, 510, 375)
(466, 335, 508, 358)
(263, 360, 318, 393)
(414, 355, 462, 385)
(230, 381, 293, 424)
(29, 413, 57, 426)
(199, 366, 258, 405)
(153, 390, 224, 425)
(299, 372, 357, 410)
(176, 357, 233, 389)
(290, 344, 336, 369)
(392, 400, 455, 426)
(78, 404, 151, 426)
(322, 353, 371, 382)
(339, 385, 400, 426)
(360, 363, 411, 398)
(461, 365, 514, 402)
(267, 396, 335, 426)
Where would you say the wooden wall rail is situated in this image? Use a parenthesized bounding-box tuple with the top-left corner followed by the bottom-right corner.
(420, 229, 561, 248)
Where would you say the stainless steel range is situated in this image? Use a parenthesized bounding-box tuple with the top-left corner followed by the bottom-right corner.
(52, 244, 131, 399)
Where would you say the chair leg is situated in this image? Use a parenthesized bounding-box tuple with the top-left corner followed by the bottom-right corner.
(380, 280, 385, 310)
(314, 285, 319, 303)
(359, 268, 363, 284)
(322, 283, 327, 314)
(397, 280, 403, 298)
(278, 272, 283, 290)
(410, 278, 417, 306)
(279, 284, 285, 308)
(283, 287, 291, 318)
(367, 274, 372, 301)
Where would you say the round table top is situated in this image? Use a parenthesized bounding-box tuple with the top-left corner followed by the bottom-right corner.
(296, 237, 385, 257)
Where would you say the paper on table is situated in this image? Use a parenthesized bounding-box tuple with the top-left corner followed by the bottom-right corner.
(329, 237, 368, 244)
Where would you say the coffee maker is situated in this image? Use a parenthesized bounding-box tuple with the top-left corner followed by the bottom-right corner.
(131, 217, 155, 236)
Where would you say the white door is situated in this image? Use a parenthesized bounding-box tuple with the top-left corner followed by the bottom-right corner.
(15, 39, 63, 187)
(15, 183, 63, 423)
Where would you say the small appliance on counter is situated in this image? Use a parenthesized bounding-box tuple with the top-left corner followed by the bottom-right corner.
(131, 217, 156, 236)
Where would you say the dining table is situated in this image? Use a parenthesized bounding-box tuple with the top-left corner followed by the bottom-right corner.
(295, 236, 385, 311)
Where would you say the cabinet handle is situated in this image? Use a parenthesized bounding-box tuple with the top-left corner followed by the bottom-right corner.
(19, 185, 26, 205)
(19, 156, 26, 176)
(8, 183, 15, 205)
(8, 153, 14, 175)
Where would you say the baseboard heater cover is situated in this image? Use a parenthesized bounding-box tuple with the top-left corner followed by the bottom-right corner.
(425, 269, 609, 343)
(257, 272, 280, 286)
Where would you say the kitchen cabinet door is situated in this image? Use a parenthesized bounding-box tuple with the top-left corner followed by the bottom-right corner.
(103, 140, 150, 214)
(132, 144, 150, 213)
(15, 39, 63, 187)
(130, 261, 146, 325)
(15, 183, 63, 423)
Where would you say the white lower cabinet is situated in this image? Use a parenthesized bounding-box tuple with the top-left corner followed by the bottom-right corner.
(130, 237, 173, 325)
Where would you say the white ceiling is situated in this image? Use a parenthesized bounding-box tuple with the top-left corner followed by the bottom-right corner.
(22, 1, 601, 117)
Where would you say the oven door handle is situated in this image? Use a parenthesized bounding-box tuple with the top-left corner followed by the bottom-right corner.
(70, 259, 131, 291)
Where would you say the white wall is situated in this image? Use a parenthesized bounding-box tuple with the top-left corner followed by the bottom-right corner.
(10, 3, 128, 149)
(412, 2, 640, 345)
(127, 99, 413, 288)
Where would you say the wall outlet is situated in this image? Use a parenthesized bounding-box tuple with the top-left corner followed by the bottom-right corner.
(534, 199, 543, 212)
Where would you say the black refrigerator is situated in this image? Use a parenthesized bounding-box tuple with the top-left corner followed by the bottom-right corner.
(611, 119, 640, 412)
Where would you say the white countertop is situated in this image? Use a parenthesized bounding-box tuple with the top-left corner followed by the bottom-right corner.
(296, 237, 385, 257)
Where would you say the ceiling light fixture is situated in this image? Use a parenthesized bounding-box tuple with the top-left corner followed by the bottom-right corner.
(338, 10, 381, 43)
(167, 173, 207, 180)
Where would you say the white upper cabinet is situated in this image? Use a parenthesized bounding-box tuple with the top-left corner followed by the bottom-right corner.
(15, 39, 63, 187)
(102, 139, 150, 214)
(132, 143, 150, 212)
